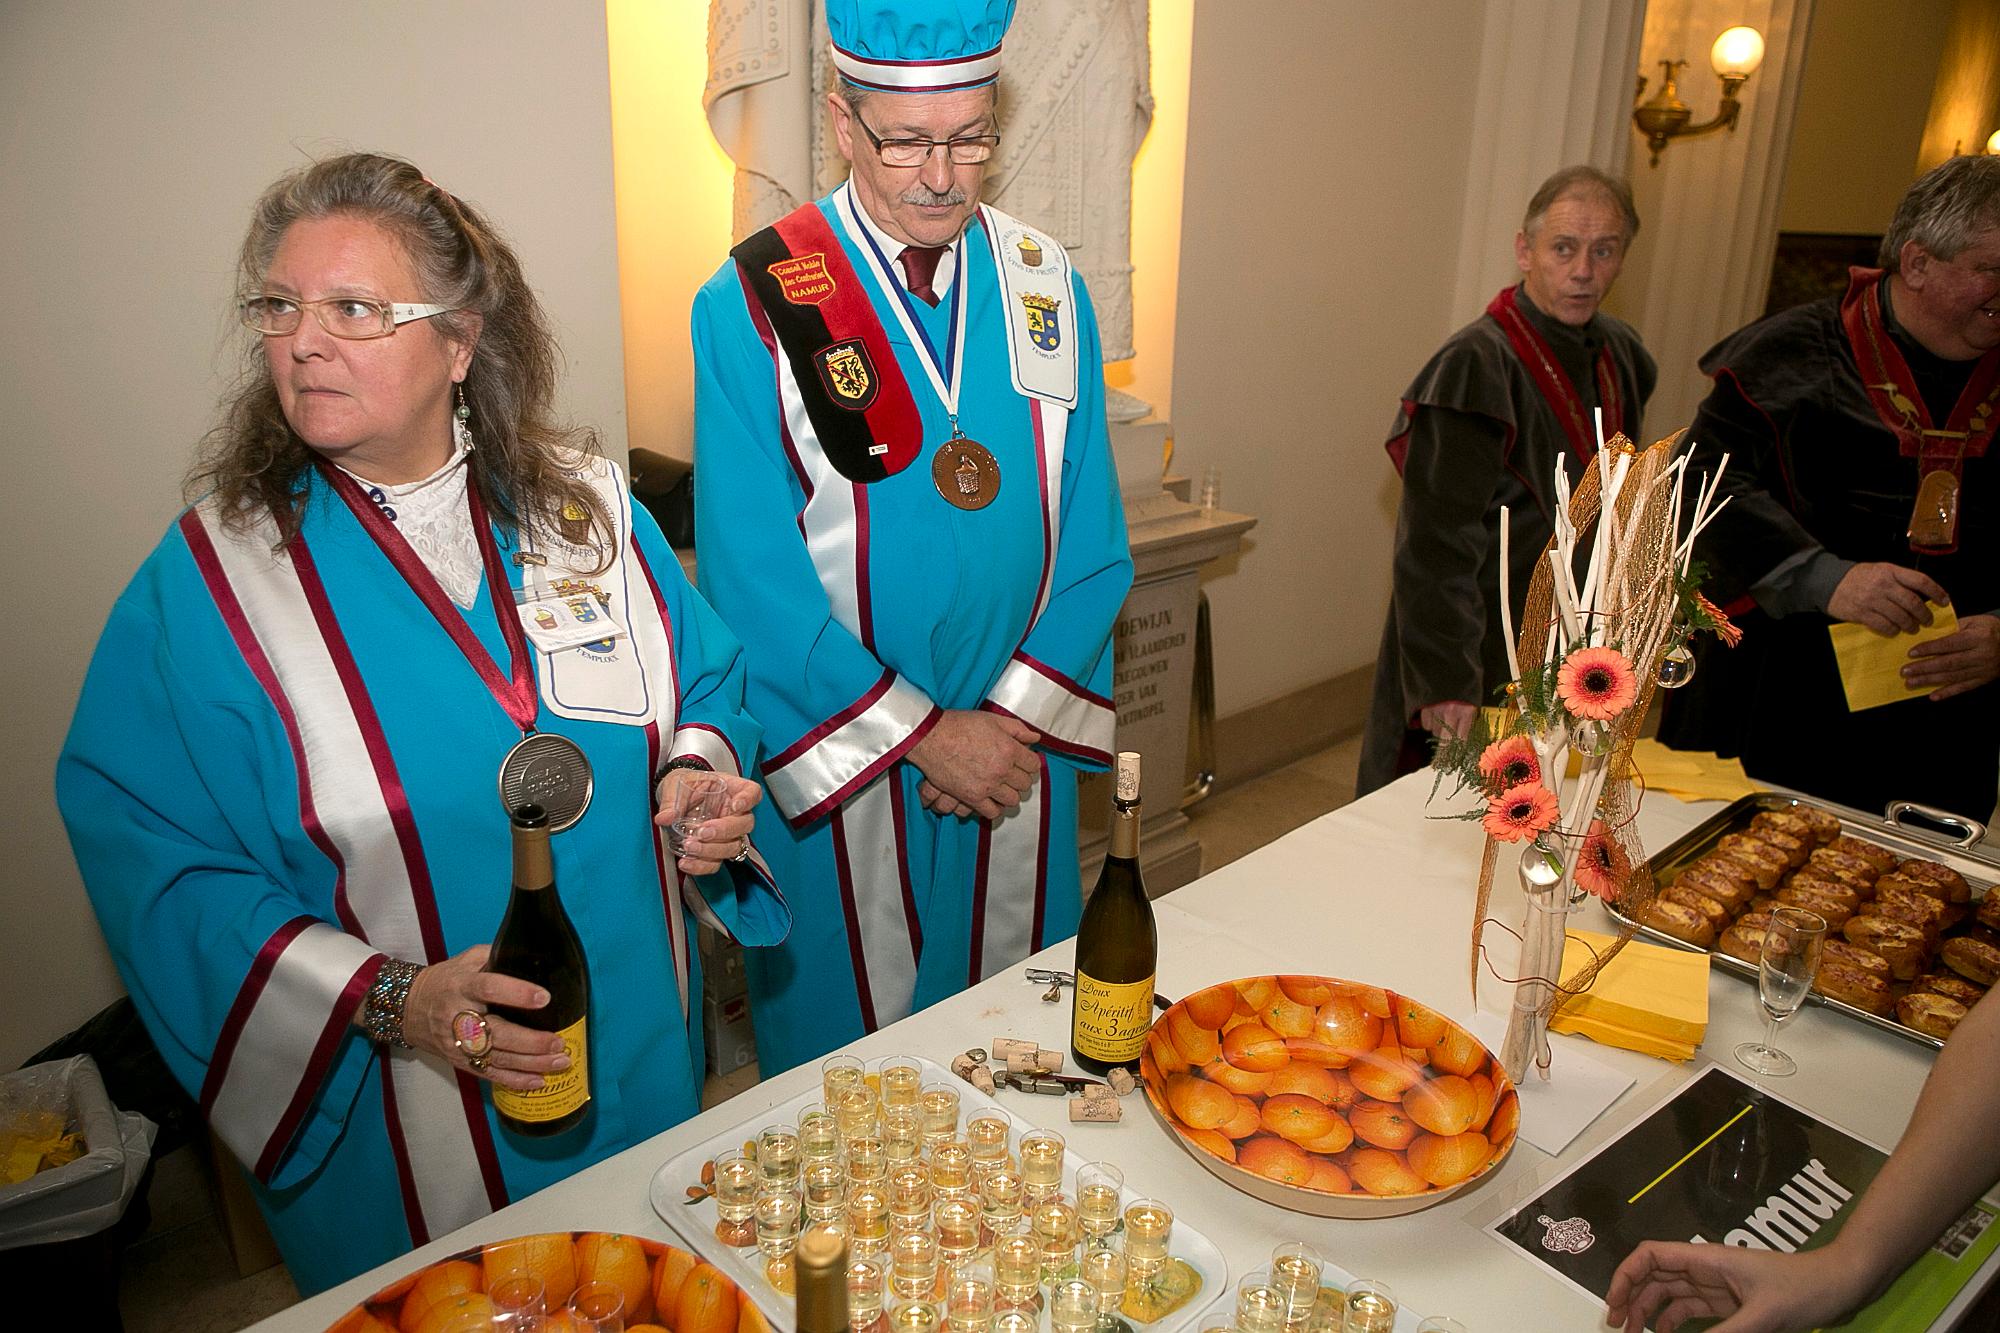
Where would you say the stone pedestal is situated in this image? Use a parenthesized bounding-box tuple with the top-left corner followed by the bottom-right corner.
(1077, 421, 1255, 897)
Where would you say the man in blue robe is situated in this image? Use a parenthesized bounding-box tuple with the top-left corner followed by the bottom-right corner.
(692, 0, 1133, 1073)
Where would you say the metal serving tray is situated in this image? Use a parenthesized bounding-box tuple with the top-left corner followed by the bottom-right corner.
(1605, 790, 1997, 1051)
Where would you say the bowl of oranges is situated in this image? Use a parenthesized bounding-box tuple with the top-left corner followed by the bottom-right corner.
(329, 1231, 777, 1333)
(1140, 976, 1518, 1218)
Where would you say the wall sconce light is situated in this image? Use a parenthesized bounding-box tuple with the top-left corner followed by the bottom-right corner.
(1632, 25, 1766, 167)
(1987, 129, 2000, 156)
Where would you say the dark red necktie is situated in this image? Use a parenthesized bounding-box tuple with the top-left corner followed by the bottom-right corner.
(899, 245, 946, 306)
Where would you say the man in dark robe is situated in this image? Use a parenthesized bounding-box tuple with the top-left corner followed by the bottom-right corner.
(1359, 166, 1657, 794)
(1661, 155, 2000, 821)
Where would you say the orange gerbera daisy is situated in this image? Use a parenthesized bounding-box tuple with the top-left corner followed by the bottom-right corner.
(1697, 591, 1743, 647)
(1483, 782, 1560, 843)
(1477, 735, 1541, 794)
(1558, 646, 1638, 721)
(1576, 818, 1631, 901)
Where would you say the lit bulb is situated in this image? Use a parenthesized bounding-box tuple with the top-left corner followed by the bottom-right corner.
(1710, 26, 1765, 78)
(1988, 129, 2000, 156)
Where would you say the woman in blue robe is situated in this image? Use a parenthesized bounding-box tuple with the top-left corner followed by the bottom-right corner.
(56, 153, 788, 1294)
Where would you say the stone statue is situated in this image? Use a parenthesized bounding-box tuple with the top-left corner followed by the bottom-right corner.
(705, 0, 1153, 415)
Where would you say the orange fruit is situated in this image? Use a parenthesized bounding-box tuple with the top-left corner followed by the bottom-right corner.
(400, 1260, 483, 1333)
(1306, 1158, 1353, 1193)
(1235, 976, 1280, 1011)
(1428, 1022, 1486, 1077)
(1404, 1075, 1478, 1136)
(485, 1234, 578, 1312)
(1349, 1098, 1419, 1150)
(1182, 984, 1238, 1029)
(1222, 1094, 1263, 1140)
(1165, 1072, 1235, 1130)
(1323, 1069, 1362, 1113)
(1312, 997, 1382, 1062)
(1277, 975, 1335, 1006)
(652, 1246, 700, 1323)
(1347, 1028, 1424, 1101)
(1260, 992, 1318, 1039)
(1406, 1132, 1495, 1188)
(1264, 1064, 1342, 1105)
(375, 1273, 423, 1304)
(632, 1326, 674, 1333)
(739, 1290, 775, 1333)
(331, 1311, 398, 1333)
(1146, 1027, 1189, 1078)
(410, 1294, 495, 1333)
(1282, 1036, 1346, 1067)
(1395, 998, 1449, 1048)
(1237, 1135, 1316, 1186)
(1348, 1148, 1428, 1196)
(1333, 982, 1393, 1018)
(577, 1233, 654, 1323)
(1184, 1127, 1238, 1163)
(1260, 1093, 1339, 1144)
(1204, 1059, 1275, 1096)
(1167, 1008, 1222, 1064)
(1221, 1022, 1289, 1072)
(1488, 1089, 1520, 1146)
(1294, 1116, 1355, 1154)
(677, 1264, 740, 1333)
(1467, 1073, 1498, 1132)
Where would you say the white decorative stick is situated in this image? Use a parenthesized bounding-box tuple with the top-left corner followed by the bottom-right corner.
(1499, 505, 1520, 685)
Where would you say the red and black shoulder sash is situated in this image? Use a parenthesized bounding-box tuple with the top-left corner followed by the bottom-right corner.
(1486, 285, 1621, 461)
(733, 205, 924, 483)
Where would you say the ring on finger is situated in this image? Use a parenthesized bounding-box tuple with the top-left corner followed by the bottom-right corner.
(731, 838, 752, 863)
(452, 1009, 494, 1060)
(467, 1053, 490, 1072)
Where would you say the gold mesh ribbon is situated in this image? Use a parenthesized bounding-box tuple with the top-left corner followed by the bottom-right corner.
(1471, 431, 1688, 1011)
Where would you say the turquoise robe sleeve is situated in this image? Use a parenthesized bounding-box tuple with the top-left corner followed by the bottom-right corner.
(630, 501, 791, 948)
(56, 538, 378, 1188)
(691, 265, 941, 825)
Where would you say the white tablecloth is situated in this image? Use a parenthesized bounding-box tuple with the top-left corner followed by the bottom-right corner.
(257, 772, 1992, 1331)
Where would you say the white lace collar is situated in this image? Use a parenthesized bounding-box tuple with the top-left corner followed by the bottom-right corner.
(340, 438, 484, 609)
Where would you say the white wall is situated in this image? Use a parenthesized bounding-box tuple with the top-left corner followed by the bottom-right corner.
(0, 3, 626, 1070)
(1169, 3, 1486, 716)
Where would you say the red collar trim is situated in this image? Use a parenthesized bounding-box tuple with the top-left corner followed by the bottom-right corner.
(1486, 286, 1621, 462)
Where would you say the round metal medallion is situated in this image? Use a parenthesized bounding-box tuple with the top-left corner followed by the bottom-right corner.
(931, 439, 1001, 510)
(498, 732, 594, 832)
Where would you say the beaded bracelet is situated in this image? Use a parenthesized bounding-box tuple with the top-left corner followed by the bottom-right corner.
(362, 957, 422, 1049)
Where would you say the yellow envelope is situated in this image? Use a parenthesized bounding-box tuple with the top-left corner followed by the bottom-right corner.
(1829, 602, 1958, 712)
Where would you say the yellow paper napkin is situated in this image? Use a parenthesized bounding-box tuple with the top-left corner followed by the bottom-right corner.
(1829, 602, 1958, 712)
(1625, 738, 1764, 803)
(1550, 928, 1710, 1061)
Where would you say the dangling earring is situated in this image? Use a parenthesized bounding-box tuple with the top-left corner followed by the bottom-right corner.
(454, 383, 474, 451)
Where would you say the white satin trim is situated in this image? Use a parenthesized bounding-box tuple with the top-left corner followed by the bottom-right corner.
(988, 656, 1112, 760)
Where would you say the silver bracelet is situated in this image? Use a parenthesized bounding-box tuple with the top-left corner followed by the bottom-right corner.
(362, 957, 422, 1049)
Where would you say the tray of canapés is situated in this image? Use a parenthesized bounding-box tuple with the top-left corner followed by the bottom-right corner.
(649, 1054, 1225, 1333)
(1606, 792, 2000, 1049)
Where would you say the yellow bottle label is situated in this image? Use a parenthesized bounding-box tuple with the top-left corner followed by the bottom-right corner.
(492, 1016, 589, 1123)
(1072, 972, 1155, 1061)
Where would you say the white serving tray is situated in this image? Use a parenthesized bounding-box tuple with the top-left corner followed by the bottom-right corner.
(649, 1056, 1228, 1333)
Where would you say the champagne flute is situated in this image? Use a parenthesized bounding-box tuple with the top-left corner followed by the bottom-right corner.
(1734, 905, 1826, 1077)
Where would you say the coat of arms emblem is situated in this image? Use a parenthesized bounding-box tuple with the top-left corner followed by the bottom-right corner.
(1021, 293, 1061, 352)
(1536, 1215, 1595, 1254)
(815, 339, 878, 410)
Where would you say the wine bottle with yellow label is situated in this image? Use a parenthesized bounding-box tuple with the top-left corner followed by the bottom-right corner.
(1071, 751, 1157, 1075)
(488, 803, 591, 1135)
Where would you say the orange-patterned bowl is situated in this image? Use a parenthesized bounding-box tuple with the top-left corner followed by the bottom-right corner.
(327, 1230, 777, 1333)
(1141, 976, 1518, 1218)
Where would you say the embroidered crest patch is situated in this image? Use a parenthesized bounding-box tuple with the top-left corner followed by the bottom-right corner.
(769, 252, 836, 305)
(1021, 293, 1061, 352)
(815, 338, 878, 410)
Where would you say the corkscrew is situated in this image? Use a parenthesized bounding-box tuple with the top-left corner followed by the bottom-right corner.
(1024, 968, 1174, 1010)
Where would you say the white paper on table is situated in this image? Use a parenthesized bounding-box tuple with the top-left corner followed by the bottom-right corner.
(1467, 1011, 1635, 1156)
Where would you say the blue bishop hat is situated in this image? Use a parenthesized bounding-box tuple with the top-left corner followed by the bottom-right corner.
(826, 0, 1018, 93)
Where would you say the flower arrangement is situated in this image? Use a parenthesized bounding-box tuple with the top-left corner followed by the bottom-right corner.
(1427, 420, 1737, 1082)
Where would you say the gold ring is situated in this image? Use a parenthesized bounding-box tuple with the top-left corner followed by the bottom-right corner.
(452, 1009, 493, 1059)
(732, 840, 752, 863)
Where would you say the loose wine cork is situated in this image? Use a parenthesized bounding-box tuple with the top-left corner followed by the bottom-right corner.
(1107, 1067, 1136, 1096)
(991, 1036, 1039, 1061)
(1069, 1096, 1121, 1123)
(1004, 1050, 1051, 1073)
(1034, 1049, 1065, 1072)
(964, 1065, 996, 1096)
